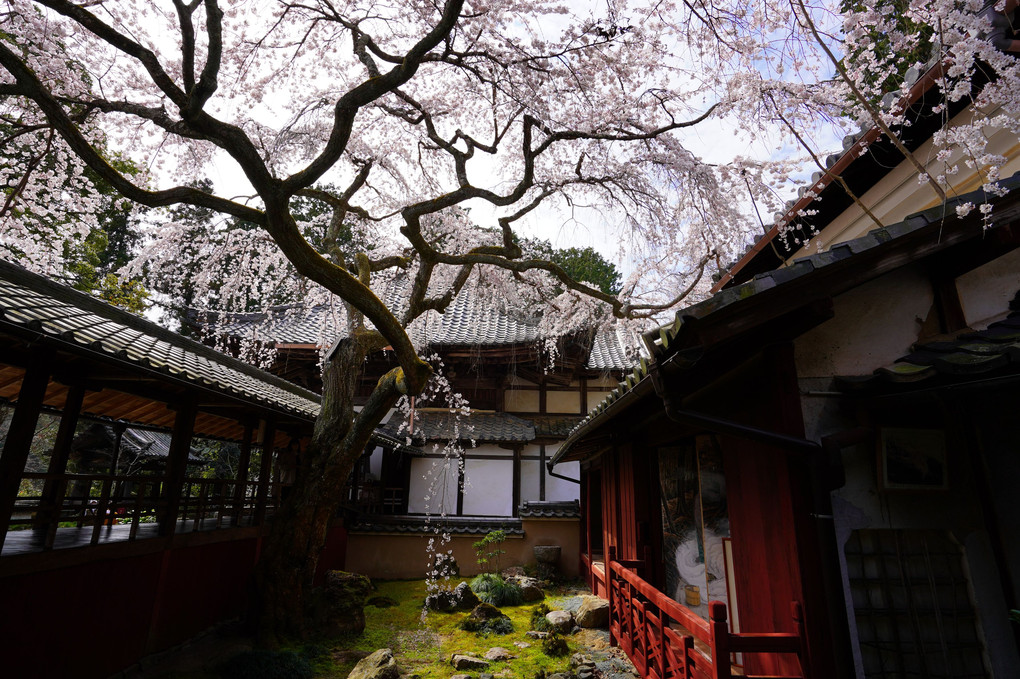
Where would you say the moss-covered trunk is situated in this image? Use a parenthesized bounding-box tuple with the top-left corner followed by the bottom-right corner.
(253, 337, 425, 645)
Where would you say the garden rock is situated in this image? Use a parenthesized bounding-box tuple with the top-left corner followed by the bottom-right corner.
(455, 581, 480, 610)
(575, 596, 609, 628)
(424, 590, 457, 613)
(571, 653, 592, 667)
(546, 610, 574, 634)
(450, 675, 471, 679)
(507, 575, 544, 602)
(346, 648, 400, 679)
(525, 630, 550, 639)
(451, 654, 491, 670)
(308, 570, 372, 636)
(484, 647, 515, 661)
(514, 641, 531, 648)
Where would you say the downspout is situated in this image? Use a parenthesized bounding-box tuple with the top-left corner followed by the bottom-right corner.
(663, 398, 860, 679)
(547, 468, 580, 484)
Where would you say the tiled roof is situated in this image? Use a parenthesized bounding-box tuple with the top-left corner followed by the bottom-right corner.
(518, 500, 581, 519)
(349, 514, 524, 535)
(73, 424, 205, 464)
(836, 291, 1020, 391)
(207, 282, 638, 371)
(0, 260, 321, 420)
(530, 415, 584, 438)
(381, 410, 536, 444)
(552, 172, 1020, 464)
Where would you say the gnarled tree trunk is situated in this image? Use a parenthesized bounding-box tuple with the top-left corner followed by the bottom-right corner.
(253, 337, 426, 645)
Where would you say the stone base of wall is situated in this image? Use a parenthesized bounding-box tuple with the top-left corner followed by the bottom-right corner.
(344, 518, 580, 580)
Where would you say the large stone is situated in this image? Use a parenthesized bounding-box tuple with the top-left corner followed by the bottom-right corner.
(575, 596, 610, 629)
(484, 647, 515, 661)
(424, 589, 457, 613)
(454, 581, 480, 610)
(451, 654, 491, 670)
(545, 609, 574, 634)
(346, 648, 400, 679)
(307, 570, 372, 637)
(507, 575, 544, 602)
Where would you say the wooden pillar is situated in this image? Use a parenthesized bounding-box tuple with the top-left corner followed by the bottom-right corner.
(512, 447, 521, 517)
(158, 401, 198, 537)
(0, 353, 51, 548)
(709, 601, 732, 679)
(232, 419, 255, 525)
(253, 419, 277, 526)
(38, 385, 85, 547)
(455, 453, 465, 517)
(539, 445, 547, 501)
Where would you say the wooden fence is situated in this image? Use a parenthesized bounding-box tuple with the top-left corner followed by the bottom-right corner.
(605, 552, 810, 679)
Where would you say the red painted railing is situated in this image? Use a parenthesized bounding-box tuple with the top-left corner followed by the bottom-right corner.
(605, 556, 809, 679)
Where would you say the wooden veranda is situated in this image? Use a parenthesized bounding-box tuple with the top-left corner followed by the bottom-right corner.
(0, 261, 333, 678)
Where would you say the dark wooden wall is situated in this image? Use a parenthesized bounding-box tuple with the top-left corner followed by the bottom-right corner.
(0, 536, 260, 679)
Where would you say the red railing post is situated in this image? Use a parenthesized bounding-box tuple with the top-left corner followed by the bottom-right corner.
(682, 635, 695, 679)
(608, 545, 617, 647)
(792, 600, 810, 679)
(709, 601, 731, 679)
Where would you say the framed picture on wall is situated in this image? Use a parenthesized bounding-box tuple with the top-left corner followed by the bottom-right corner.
(879, 428, 949, 491)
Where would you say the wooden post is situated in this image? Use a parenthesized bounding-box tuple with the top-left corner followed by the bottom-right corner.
(39, 385, 85, 547)
(709, 601, 732, 679)
(232, 419, 255, 525)
(158, 401, 197, 537)
(607, 544, 617, 647)
(682, 635, 695, 679)
(253, 419, 277, 526)
(512, 447, 521, 517)
(792, 600, 811, 679)
(0, 353, 51, 548)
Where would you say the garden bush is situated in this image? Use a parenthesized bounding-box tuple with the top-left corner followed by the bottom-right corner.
(540, 633, 569, 657)
(530, 602, 552, 631)
(470, 573, 524, 607)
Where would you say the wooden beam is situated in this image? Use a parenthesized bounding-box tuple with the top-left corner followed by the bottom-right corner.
(253, 420, 277, 526)
(232, 419, 255, 526)
(39, 385, 85, 548)
(158, 401, 198, 537)
(512, 447, 521, 517)
(0, 352, 51, 548)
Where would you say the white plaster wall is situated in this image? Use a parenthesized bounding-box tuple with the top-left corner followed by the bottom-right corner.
(795, 267, 933, 378)
(367, 446, 383, 480)
(790, 104, 1020, 259)
(463, 457, 514, 515)
(408, 456, 459, 515)
(955, 247, 1020, 328)
(545, 443, 580, 502)
(521, 457, 542, 502)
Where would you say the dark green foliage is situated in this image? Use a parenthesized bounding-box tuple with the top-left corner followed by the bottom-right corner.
(551, 246, 622, 295)
(470, 573, 524, 607)
(530, 602, 552, 632)
(460, 614, 515, 636)
(459, 602, 514, 635)
(473, 529, 508, 573)
(839, 0, 934, 102)
(218, 650, 313, 679)
(540, 633, 569, 657)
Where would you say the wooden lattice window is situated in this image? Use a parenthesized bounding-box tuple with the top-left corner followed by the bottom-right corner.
(845, 529, 989, 678)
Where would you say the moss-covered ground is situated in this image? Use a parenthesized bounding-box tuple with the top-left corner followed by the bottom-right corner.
(317, 578, 580, 678)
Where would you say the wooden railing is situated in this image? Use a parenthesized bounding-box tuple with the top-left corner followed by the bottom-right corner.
(606, 555, 810, 679)
(7, 472, 280, 552)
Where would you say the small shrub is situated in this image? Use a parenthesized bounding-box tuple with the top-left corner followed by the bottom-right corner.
(459, 613, 515, 636)
(530, 602, 552, 632)
(470, 573, 523, 607)
(219, 650, 313, 679)
(540, 633, 569, 657)
(473, 529, 508, 573)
